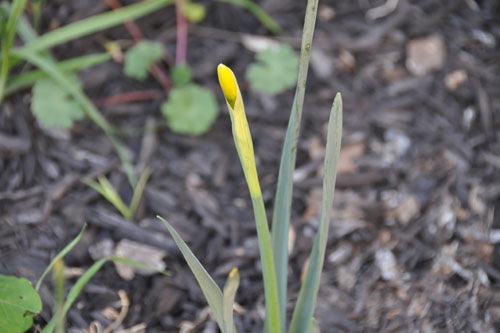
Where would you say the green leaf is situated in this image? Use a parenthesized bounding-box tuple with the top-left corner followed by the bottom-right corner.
(289, 93, 342, 333)
(181, 1, 206, 23)
(171, 64, 192, 87)
(157, 216, 226, 332)
(271, 1, 319, 328)
(19, 0, 174, 53)
(43, 256, 162, 333)
(246, 44, 299, 95)
(6, 53, 111, 96)
(124, 41, 165, 80)
(214, 0, 281, 34)
(36, 225, 87, 291)
(162, 84, 218, 135)
(222, 268, 240, 333)
(31, 77, 85, 128)
(0, 274, 42, 333)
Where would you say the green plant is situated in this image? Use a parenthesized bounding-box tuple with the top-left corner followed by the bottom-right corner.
(0, 225, 165, 333)
(0, 274, 42, 333)
(158, 0, 343, 332)
(246, 44, 300, 95)
(85, 168, 151, 220)
(1, 0, 175, 186)
(118, 0, 281, 135)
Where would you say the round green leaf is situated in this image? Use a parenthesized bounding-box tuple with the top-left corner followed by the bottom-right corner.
(0, 274, 42, 333)
(124, 41, 165, 80)
(31, 78, 85, 129)
(162, 84, 218, 135)
(246, 44, 299, 95)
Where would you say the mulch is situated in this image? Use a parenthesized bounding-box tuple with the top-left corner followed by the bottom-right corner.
(1, 0, 500, 332)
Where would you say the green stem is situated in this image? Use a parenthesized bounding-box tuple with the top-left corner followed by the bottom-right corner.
(270, 0, 319, 330)
(0, 0, 28, 103)
(250, 194, 282, 333)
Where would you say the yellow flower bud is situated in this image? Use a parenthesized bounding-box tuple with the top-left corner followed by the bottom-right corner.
(217, 64, 261, 198)
(217, 64, 237, 108)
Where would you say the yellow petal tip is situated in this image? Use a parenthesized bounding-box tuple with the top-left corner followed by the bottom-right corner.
(229, 267, 239, 278)
(217, 64, 237, 108)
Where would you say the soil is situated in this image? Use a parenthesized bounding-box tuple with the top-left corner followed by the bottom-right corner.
(1, 0, 500, 332)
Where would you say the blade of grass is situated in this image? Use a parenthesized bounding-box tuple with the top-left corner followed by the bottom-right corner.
(19, 0, 173, 54)
(85, 176, 131, 218)
(270, 0, 318, 329)
(215, 0, 281, 34)
(157, 216, 226, 331)
(289, 94, 342, 333)
(0, 0, 27, 102)
(52, 259, 65, 333)
(35, 225, 87, 291)
(128, 167, 151, 219)
(42, 256, 158, 333)
(5, 53, 111, 95)
(222, 268, 240, 333)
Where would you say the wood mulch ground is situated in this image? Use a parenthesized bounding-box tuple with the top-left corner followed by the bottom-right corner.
(1, 0, 500, 332)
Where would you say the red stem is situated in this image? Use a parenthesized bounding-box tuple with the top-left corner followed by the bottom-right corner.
(175, 0, 188, 65)
(94, 90, 165, 107)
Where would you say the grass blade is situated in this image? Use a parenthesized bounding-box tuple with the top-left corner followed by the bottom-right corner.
(215, 0, 281, 34)
(270, 0, 319, 328)
(128, 168, 152, 219)
(42, 256, 156, 333)
(223, 268, 240, 333)
(0, 0, 27, 102)
(289, 93, 342, 333)
(20, 0, 173, 53)
(35, 225, 86, 291)
(157, 216, 225, 331)
(5, 53, 111, 95)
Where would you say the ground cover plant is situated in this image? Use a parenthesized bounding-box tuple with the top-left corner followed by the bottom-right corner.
(1, 0, 500, 332)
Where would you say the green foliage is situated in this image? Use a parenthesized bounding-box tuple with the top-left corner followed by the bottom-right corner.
(158, 216, 228, 331)
(31, 77, 85, 129)
(289, 94, 342, 333)
(181, 0, 206, 23)
(171, 63, 192, 87)
(162, 84, 219, 135)
(215, 0, 281, 34)
(85, 168, 151, 220)
(0, 274, 42, 333)
(124, 41, 165, 80)
(246, 44, 299, 95)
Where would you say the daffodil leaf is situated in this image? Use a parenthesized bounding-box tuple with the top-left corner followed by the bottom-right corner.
(31, 77, 85, 129)
(124, 41, 164, 80)
(246, 44, 299, 95)
(162, 84, 218, 135)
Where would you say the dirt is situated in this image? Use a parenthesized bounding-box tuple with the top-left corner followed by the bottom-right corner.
(1, 0, 500, 332)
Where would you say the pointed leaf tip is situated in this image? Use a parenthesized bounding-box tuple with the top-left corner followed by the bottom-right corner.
(217, 64, 237, 108)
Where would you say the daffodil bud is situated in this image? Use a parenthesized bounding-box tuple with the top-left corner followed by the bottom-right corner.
(217, 64, 237, 108)
(217, 64, 261, 198)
